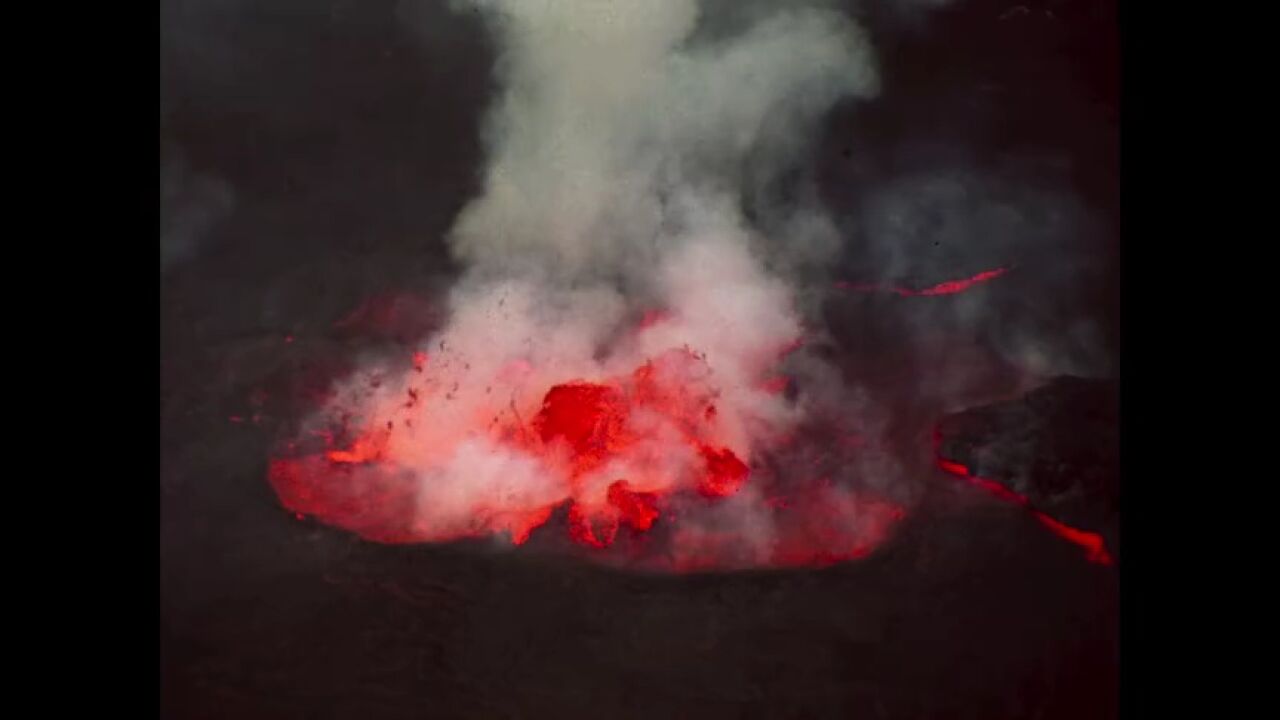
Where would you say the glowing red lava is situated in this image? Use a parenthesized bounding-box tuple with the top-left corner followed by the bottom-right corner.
(933, 452, 1113, 566)
(836, 267, 1010, 297)
(268, 310, 906, 570)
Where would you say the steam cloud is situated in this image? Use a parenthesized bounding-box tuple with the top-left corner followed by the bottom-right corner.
(439, 0, 882, 429)
(449, 0, 876, 280)
(270, 0, 910, 567)
(275, 0, 1116, 569)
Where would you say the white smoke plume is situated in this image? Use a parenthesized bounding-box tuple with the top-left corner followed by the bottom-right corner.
(447, 0, 878, 279)
(434, 0, 882, 429)
(446, 0, 880, 459)
(281, 0, 913, 567)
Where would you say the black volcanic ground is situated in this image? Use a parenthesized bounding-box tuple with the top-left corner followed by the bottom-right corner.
(161, 1, 1120, 717)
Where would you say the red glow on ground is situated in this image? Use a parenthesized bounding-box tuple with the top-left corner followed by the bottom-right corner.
(670, 482, 905, 572)
(933, 453, 1114, 566)
(269, 309, 909, 570)
(836, 267, 1010, 297)
(271, 346, 765, 555)
(325, 433, 386, 465)
(1033, 513, 1113, 565)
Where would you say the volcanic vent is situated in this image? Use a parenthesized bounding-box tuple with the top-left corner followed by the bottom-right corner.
(269, 281, 909, 572)
(258, 0, 923, 571)
(263, 0, 1114, 573)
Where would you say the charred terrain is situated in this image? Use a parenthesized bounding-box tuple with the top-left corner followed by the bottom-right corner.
(161, 1, 1120, 717)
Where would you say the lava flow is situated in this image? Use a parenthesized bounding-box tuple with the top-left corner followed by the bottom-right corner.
(269, 308, 905, 571)
(836, 267, 1010, 297)
(934, 455, 1113, 566)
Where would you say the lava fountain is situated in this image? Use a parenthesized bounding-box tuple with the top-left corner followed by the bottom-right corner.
(270, 266, 908, 571)
(267, 0, 983, 571)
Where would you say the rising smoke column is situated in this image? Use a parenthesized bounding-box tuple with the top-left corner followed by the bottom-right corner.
(270, 0, 909, 569)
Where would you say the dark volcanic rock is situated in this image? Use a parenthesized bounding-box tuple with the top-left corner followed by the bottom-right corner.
(162, 1, 1120, 716)
(935, 376, 1119, 553)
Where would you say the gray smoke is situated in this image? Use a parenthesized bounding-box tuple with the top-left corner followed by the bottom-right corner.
(295, 0, 903, 562)
(448, 0, 877, 284)
(290, 0, 1111, 563)
(858, 160, 1114, 380)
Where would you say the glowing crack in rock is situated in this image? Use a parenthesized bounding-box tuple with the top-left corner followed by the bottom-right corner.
(933, 448, 1114, 566)
(836, 267, 1011, 297)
